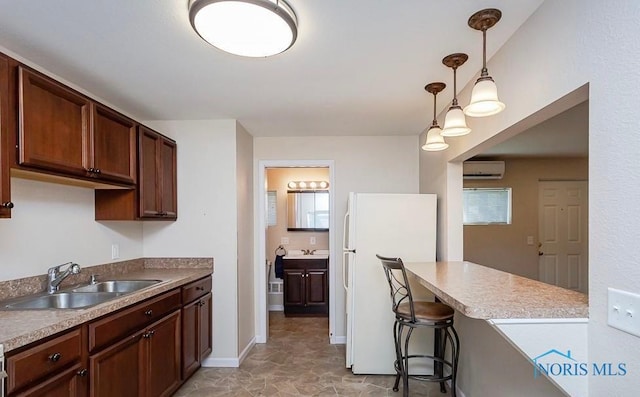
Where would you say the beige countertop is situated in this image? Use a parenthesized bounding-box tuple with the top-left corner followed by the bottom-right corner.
(403, 261, 589, 320)
(0, 267, 212, 352)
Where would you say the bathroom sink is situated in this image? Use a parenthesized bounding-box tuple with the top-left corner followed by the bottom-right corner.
(2, 292, 121, 310)
(283, 254, 329, 260)
(71, 279, 162, 293)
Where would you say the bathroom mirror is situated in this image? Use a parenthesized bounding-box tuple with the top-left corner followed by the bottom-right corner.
(287, 191, 329, 231)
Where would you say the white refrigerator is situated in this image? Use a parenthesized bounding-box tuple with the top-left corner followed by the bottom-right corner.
(343, 193, 437, 374)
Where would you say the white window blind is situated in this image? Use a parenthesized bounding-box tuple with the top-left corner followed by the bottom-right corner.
(266, 191, 277, 226)
(463, 187, 512, 225)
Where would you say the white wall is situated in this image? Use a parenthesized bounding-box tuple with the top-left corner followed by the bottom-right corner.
(254, 135, 420, 340)
(0, 178, 143, 281)
(142, 119, 240, 362)
(236, 122, 255, 356)
(420, 0, 640, 395)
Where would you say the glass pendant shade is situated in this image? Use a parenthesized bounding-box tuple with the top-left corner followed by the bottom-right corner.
(441, 105, 471, 136)
(422, 126, 449, 151)
(463, 78, 505, 117)
(189, 0, 298, 57)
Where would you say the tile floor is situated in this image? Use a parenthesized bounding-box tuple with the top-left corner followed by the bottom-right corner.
(174, 312, 450, 396)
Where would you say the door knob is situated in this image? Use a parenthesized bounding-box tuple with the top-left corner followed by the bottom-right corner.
(538, 251, 544, 256)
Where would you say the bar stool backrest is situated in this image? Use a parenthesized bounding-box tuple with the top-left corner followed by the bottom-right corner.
(377, 254, 416, 322)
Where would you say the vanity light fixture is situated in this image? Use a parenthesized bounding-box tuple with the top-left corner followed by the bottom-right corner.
(189, 0, 298, 57)
(288, 181, 329, 190)
(441, 53, 471, 137)
(422, 82, 449, 152)
(463, 8, 506, 117)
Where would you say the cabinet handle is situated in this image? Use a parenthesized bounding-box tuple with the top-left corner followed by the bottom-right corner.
(144, 309, 153, 316)
(196, 286, 204, 291)
(95, 168, 101, 174)
(49, 352, 62, 362)
(1, 202, 14, 209)
(199, 300, 205, 307)
(143, 330, 155, 339)
(77, 369, 88, 377)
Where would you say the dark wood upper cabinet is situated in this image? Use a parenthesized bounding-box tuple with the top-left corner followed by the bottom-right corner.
(90, 103, 137, 185)
(95, 125, 177, 220)
(16, 66, 137, 187)
(139, 126, 177, 219)
(18, 66, 90, 177)
(0, 53, 12, 218)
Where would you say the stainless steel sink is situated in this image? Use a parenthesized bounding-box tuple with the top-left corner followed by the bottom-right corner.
(1, 279, 163, 310)
(3, 292, 121, 310)
(71, 279, 162, 293)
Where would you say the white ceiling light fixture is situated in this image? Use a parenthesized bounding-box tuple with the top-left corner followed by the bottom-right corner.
(422, 82, 449, 152)
(464, 8, 505, 117)
(189, 0, 298, 58)
(441, 53, 471, 137)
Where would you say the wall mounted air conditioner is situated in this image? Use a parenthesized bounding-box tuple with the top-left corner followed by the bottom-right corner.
(463, 161, 505, 179)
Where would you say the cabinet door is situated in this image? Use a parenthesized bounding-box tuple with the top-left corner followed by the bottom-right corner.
(0, 54, 11, 217)
(90, 103, 136, 184)
(13, 363, 87, 397)
(199, 293, 213, 361)
(18, 66, 90, 176)
(283, 269, 305, 307)
(139, 126, 161, 217)
(90, 331, 144, 397)
(146, 311, 181, 397)
(160, 138, 177, 218)
(181, 300, 199, 380)
(306, 269, 328, 306)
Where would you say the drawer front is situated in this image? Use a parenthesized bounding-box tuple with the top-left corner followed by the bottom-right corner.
(181, 276, 212, 304)
(89, 289, 181, 352)
(7, 328, 82, 394)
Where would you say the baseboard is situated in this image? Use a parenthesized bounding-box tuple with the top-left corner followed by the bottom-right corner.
(201, 337, 256, 368)
(331, 335, 346, 344)
(448, 380, 467, 397)
(268, 305, 284, 311)
(238, 337, 256, 365)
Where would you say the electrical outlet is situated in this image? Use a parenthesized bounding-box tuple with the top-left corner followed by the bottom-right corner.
(527, 236, 534, 245)
(111, 244, 120, 260)
(608, 287, 640, 337)
(281, 237, 289, 245)
(310, 236, 316, 245)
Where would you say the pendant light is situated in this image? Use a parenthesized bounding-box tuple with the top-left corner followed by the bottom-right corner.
(441, 53, 471, 137)
(422, 82, 449, 152)
(189, 0, 298, 58)
(463, 8, 505, 117)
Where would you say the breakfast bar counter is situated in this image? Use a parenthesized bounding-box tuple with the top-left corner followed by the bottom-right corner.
(403, 261, 588, 319)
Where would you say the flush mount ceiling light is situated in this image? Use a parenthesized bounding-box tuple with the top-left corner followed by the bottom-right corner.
(464, 8, 506, 117)
(189, 0, 298, 57)
(441, 53, 471, 137)
(422, 82, 449, 152)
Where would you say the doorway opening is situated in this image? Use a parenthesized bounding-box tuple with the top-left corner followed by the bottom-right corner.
(255, 160, 336, 344)
(460, 90, 589, 293)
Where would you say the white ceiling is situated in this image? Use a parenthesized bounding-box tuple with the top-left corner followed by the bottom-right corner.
(0, 0, 543, 138)
(478, 100, 589, 158)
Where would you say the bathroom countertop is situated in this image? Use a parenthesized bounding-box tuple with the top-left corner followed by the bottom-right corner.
(403, 261, 588, 319)
(0, 261, 212, 353)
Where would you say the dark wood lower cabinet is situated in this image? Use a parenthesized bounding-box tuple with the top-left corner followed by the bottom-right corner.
(146, 311, 181, 397)
(6, 278, 212, 396)
(14, 363, 87, 397)
(89, 330, 144, 397)
(181, 279, 213, 380)
(283, 258, 329, 317)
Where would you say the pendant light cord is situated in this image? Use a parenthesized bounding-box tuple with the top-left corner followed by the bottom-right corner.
(432, 92, 438, 127)
(481, 28, 488, 77)
(452, 66, 458, 106)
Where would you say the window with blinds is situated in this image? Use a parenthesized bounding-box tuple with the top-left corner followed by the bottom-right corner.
(463, 187, 512, 225)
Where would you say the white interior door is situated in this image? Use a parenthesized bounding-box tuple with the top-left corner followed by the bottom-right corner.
(538, 181, 588, 293)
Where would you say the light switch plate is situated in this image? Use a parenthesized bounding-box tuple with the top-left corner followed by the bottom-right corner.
(111, 244, 120, 260)
(527, 236, 534, 245)
(608, 287, 640, 337)
(310, 236, 316, 245)
(281, 237, 289, 245)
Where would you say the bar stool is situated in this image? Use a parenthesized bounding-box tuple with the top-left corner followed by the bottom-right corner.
(377, 254, 459, 397)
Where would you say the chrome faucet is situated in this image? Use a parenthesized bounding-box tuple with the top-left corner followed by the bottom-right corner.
(47, 262, 81, 293)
